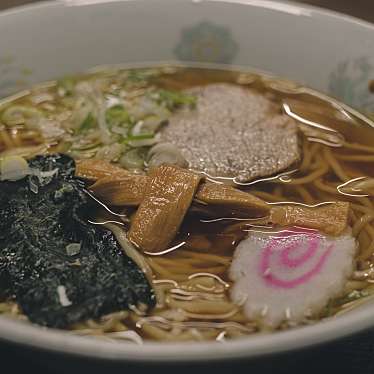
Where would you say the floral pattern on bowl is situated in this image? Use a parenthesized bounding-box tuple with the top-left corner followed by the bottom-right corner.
(174, 21, 239, 64)
(329, 57, 374, 113)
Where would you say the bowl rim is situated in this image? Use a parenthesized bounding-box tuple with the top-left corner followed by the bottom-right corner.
(2, 0, 374, 32)
(1, 306, 373, 362)
(1, 0, 374, 363)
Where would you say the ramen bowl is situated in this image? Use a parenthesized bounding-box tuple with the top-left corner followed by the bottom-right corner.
(1, 0, 374, 367)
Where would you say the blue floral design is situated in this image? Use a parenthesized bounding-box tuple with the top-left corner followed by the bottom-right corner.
(174, 21, 239, 64)
(329, 57, 374, 113)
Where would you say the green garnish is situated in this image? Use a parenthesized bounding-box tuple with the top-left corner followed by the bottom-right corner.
(78, 113, 96, 133)
(122, 133, 154, 143)
(57, 76, 76, 96)
(119, 148, 147, 170)
(105, 105, 131, 127)
(126, 69, 159, 84)
(127, 70, 148, 83)
(153, 89, 197, 111)
(2, 105, 42, 127)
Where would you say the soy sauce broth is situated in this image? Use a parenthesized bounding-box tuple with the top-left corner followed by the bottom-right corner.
(1, 64, 374, 342)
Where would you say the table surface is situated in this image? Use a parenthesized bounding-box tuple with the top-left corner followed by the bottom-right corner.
(0, 1, 374, 373)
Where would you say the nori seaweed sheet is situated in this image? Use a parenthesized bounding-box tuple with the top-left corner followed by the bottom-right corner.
(0, 154, 155, 328)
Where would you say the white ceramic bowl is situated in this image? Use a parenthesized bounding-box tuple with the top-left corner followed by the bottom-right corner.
(1, 0, 374, 364)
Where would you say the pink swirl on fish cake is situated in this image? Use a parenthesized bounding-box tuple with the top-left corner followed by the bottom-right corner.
(259, 227, 334, 289)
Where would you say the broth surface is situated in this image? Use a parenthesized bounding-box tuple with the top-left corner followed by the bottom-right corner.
(1, 65, 374, 343)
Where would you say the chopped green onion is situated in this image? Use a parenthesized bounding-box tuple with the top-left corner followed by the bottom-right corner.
(105, 105, 131, 127)
(127, 70, 148, 83)
(122, 133, 154, 143)
(127, 69, 159, 83)
(78, 113, 96, 133)
(57, 76, 76, 96)
(71, 139, 101, 151)
(119, 148, 147, 170)
(154, 89, 197, 110)
(2, 105, 42, 127)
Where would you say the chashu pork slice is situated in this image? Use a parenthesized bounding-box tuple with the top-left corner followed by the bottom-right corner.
(160, 83, 300, 182)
